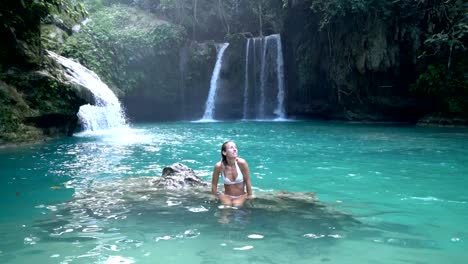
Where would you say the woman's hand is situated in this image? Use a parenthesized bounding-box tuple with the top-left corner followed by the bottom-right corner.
(211, 192, 220, 200)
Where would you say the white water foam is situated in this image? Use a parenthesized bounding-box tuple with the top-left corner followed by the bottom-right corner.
(47, 51, 127, 132)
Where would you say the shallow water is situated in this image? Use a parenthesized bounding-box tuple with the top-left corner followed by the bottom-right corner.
(0, 121, 467, 263)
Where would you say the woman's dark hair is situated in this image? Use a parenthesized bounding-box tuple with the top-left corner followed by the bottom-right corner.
(221, 141, 232, 165)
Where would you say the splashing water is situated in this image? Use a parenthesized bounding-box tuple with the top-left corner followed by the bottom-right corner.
(48, 51, 127, 132)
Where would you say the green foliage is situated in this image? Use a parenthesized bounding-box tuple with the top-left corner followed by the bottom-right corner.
(159, 0, 178, 10)
(0, 83, 21, 134)
(0, 0, 88, 68)
(0, 70, 82, 143)
(307, 0, 467, 116)
(421, 1, 467, 66)
(27, 76, 73, 112)
(59, 5, 186, 93)
(126, 0, 285, 39)
(309, 0, 466, 55)
(186, 42, 215, 82)
(0, 0, 87, 27)
(310, 0, 380, 29)
(411, 1, 468, 116)
(82, 0, 105, 12)
(246, 0, 285, 35)
(35, 0, 88, 21)
(413, 62, 468, 116)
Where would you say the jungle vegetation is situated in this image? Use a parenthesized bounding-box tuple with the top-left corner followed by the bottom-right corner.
(0, 0, 467, 143)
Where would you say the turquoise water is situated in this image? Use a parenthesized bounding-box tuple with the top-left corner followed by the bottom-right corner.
(0, 121, 467, 263)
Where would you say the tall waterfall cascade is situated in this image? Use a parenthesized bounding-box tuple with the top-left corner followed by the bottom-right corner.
(200, 43, 230, 121)
(243, 34, 286, 120)
(48, 51, 127, 131)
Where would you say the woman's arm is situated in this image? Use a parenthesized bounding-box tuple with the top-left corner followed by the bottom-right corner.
(238, 158, 253, 198)
(211, 162, 222, 198)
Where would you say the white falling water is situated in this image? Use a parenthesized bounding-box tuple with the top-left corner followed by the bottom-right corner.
(47, 51, 127, 131)
(242, 38, 250, 120)
(200, 43, 229, 121)
(273, 35, 286, 120)
(259, 37, 268, 118)
(243, 34, 286, 120)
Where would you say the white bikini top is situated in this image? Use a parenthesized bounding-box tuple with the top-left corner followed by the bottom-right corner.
(221, 161, 244, 185)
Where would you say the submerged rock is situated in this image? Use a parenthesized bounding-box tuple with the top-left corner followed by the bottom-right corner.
(67, 163, 342, 217)
(42, 162, 360, 240)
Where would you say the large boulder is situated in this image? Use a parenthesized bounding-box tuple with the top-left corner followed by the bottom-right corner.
(153, 163, 210, 189)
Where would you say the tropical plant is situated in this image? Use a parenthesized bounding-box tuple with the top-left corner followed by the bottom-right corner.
(413, 61, 468, 115)
(60, 5, 186, 94)
(420, 0, 467, 69)
(0, 0, 87, 27)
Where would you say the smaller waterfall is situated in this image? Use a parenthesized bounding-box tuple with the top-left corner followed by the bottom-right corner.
(48, 51, 127, 131)
(200, 43, 229, 121)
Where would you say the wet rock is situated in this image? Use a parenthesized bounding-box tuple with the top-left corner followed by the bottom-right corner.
(153, 163, 210, 189)
(0, 68, 89, 144)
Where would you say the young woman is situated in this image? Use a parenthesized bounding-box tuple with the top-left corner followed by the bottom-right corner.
(211, 141, 253, 207)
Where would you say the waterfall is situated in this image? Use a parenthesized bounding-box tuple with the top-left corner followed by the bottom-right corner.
(200, 43, 229, 121)
(242, 38, 250, 120)
(47, 51, 127, 131)
(243, 34, 286, 120)
(273, 35, 286, 120)
(259, 37, 268, 119)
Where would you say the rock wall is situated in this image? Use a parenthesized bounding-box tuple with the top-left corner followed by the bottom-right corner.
(0, 2, 91, 144)
(0, 62, 89, 144)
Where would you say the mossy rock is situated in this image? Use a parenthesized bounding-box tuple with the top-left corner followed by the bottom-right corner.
(0, 58, 90, 144)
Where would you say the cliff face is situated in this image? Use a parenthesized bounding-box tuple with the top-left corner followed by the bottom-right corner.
(0, 1, 43, 70)
(282, 1, 430, 121)
(0, 61, 90, 144)
(0, 1, 89, 144)
(121, 40, 218, 121)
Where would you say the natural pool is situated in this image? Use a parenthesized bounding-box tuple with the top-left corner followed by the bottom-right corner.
(0, 121, 467, 263)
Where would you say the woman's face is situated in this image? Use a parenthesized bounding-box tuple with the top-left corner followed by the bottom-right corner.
(223, 142, 238, 158)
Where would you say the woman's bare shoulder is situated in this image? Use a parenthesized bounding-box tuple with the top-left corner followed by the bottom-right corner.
(236, 158, 248, 165)
(214, 161, 223, 168)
